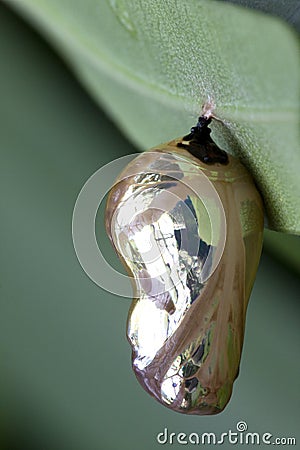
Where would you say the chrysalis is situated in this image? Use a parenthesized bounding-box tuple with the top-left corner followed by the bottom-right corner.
(105, 115, 264, 415)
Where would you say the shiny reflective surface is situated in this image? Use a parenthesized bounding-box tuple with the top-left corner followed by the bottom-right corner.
(105, 140, 264, 415)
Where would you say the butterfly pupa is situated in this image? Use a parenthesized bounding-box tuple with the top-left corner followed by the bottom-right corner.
(105, 115, 264, 415)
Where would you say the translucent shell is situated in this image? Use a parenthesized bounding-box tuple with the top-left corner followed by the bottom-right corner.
(105, 138, 264, 415)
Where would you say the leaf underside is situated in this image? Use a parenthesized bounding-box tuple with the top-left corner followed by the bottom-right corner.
(218, 0, 300, 34)
(8, 0, 300, 234)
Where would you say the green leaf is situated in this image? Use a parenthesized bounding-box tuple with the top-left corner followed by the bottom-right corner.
(8, 0, 300, 234)
(218, 0, 300, 33)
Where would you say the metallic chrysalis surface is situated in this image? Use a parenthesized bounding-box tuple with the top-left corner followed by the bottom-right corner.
(105, 116, 264, 415)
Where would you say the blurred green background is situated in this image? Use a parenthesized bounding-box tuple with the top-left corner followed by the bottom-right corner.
(0, 3, 299, 450)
